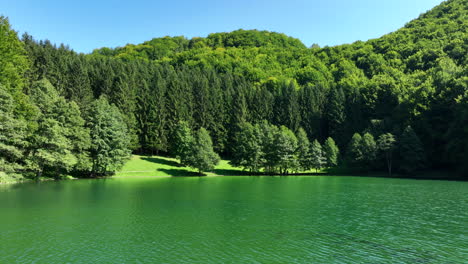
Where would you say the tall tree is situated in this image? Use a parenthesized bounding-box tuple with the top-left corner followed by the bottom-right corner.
(296, 128, 311, 172)
(87, 96, 130, 176)
(27, 79, 77, 178)
(347, 133, 363, 166)
(230, 122, 263, 173)
(377, 133, 396, 175)
(310, 139, 326, 172)
(323, 137, 339, 167)
(399, 126, 426, 174)
(0, 85, 29, 181)
(361, 132, 377, 167)
(172, 120, 195, 165)
(187, 128, 220, 174)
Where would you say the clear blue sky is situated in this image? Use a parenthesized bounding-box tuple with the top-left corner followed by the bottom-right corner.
(1, 0, 444, 53)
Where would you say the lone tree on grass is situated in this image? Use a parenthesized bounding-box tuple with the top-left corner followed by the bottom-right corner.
(187, 128, 220, 174)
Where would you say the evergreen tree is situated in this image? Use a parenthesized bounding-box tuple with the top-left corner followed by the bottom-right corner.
(347, 133, 363, 166)
(326, 87, 346, 146)
(187, 128, 220, 174)
(361, 133, 377, 167)
(172, 120, 195, 165)
(230, 122, 263, 173)
(87, 96, 131, 176)
(296, 128, 311, 171)
(323, 137, 339, 167)
(272, 126, 298, 175)
(377, 133, 396, 175)
(310, 139, 326, 172)
(399, 126, 426, 174)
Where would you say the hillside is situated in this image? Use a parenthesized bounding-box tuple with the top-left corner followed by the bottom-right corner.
(0, 0, 467, 182)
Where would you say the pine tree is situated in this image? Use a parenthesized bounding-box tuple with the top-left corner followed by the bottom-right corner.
(323, 137, 339, 167)
(187, 128, 220, 174)
(272, 126, 298, 175)
(87, 96, 131, 176)
(361, 132, 377, 167)
(296, 128, 311, 171)
(399, 126, 426, 174)
(326, 87, 346, 146)
(347, 133, 363, 166)
(377, 133, 396, 175)
(172, 120, 195, 165)
(310, 139, 326, 172)
(230, 122, 263, 173)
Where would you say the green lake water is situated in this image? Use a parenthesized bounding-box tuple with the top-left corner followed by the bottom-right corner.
(1, 176, 467, 263)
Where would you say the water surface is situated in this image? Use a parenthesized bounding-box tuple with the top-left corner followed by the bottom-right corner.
(1, 176, 467, 263)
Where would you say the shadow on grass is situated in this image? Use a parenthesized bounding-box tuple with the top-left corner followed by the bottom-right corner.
(157, 168, 202, 177)
(141, 157, 181, 167)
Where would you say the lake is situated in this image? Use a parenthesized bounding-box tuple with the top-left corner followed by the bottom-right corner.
(1, 176, 467, 263)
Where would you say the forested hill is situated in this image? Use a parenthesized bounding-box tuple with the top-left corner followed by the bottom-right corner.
(0, 0, 467, 182)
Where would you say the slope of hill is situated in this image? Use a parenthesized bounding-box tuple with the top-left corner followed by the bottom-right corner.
(0, 0, 466, 181)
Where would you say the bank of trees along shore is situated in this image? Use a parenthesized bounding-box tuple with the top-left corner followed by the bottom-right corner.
(1, 0, 467, 182)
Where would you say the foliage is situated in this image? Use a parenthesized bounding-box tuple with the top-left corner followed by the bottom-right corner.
(377, 133, 396, 175)
(186, 128, 220, 173)
(399, 126, 426, 174)
(1, 0, 467, 180)
(87, 96, 131, 176)
(310, 140, 326, 172)
(323, 137, 339, 167)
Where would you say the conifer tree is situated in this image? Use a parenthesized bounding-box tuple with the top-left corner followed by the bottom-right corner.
(172, 120, 195, 165)
(310, 139, 326, 172)
(188, 128, 220, 174)
(87, 96, 131, 176)
(399, 126, 426, 174)
(377, 133, 396, 175)
(272, 126, 298, 175)
(296, 128, 311, 171)
(347, 133, 363, 166)
(323, 137, 339, 167)
(361, 132, 377, 167)
(230, 122, 263, 173)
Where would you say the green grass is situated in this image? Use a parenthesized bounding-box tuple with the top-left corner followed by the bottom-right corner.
(115, 155, 248, 177)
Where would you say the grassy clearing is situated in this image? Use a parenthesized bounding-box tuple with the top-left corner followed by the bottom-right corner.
(115, 155, 247, 177)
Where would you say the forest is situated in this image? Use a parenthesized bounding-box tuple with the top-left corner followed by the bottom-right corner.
(0, 0, 467, 182)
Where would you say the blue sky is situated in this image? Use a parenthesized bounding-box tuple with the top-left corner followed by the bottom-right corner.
(1, 0, 444, 53)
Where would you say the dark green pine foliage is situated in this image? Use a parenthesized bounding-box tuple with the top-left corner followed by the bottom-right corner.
(87, 96, 131, 176)
(326, 86, 346, 146)
(347, 133, 363, 166)
(295, 128, 311, 171)
(272, 126, 298, 175)
(361, 133, 377, 167)
(323, 137, 339, 167)
(230, 122, 263, 173)
(399, 126, 426, 174)
(188, 127, 220, 174)
(377, 133, 396, 175)
(310, 139, 326, 172)
(172, 120, 195, 165)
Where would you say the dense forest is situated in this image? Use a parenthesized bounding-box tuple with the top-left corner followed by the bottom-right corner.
(0, 0, 467, 182)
